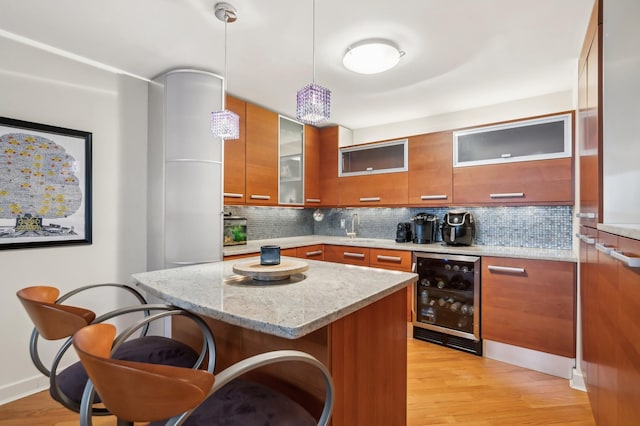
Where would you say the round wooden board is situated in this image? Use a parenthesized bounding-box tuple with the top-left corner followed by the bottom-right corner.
(232, 259, 309, 281)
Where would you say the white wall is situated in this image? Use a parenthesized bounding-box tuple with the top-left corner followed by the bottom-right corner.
(0, 37, 148, 403)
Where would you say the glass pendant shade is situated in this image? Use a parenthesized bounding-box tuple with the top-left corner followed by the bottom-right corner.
(296, 83, 331, 124)
(211, 109, 239, 140)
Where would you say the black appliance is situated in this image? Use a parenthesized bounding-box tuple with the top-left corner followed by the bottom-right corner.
(413, 252, 482, 355)
(412, 213, 438, 244)
(442, 210, 475, 246)
(395, 222, 412, 243)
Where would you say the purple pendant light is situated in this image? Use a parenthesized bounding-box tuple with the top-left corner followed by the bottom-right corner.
(296, 0, 331, 125)
(211, 2, 240, 140)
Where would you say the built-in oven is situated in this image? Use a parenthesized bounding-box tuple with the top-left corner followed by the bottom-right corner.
(412, 252, 482, 355)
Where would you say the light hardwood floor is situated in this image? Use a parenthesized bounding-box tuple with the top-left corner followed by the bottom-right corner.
(0, 338, 595, 425)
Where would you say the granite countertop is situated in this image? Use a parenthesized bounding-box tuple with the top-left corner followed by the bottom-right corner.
(132, 258, 417, 339)
(598, 224, 640, 241)
(224, 235, 577, 263)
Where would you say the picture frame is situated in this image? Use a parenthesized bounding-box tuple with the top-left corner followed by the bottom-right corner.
(0, 117, 92, 250)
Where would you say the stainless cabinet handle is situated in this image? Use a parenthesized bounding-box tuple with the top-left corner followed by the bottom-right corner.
(487, 265, 526, 274)
(305, 250, 323, 257)
(359, 197, 381, 202)
(575, 233, 595, 245)
(305, 198, 321, 203)
(595, 242, 614, 255)
(224, 192, 243, 198)
(420, 194, 448, 200)
(576, 212, 596, 219)
(489, 192, 525, 198)
(344, 252, 366, 259)
(377, 255, 402, 263)
(250, 195, 270, 200)
(611, 250, 640, 268)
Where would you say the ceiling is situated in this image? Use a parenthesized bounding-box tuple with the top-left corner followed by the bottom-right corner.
(0, 0, 594, 130)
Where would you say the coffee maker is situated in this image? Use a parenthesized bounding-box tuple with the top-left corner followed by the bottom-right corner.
(412, 213, 438, 244)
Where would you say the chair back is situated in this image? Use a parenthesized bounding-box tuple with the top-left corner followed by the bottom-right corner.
(17, 286, 96, 340)
(73, 323, 215, 423)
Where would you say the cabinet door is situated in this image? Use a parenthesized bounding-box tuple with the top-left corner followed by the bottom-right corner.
(223, 95, 246, 204)
(295, 244, 324, 261)
(482, 257, 576, 357)
(408, 131, 453, 205)
(452, 157, 573, 205)
(616, 235, 640, 422)
(369, 249, 412, 272)
(338, 173, 408, 206)
(579, 226, 599, 411)
(324, 245, 369, 267)
(246, 103, 278, 205)
(304, 126, 321, 206)
(281, 247, 297, 257)
(318, 126, 339, 206)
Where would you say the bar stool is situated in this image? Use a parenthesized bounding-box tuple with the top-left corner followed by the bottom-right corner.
(16, 285, 215, 417)
(73, 322, 334, 426)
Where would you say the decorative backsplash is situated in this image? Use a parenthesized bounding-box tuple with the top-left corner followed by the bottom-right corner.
(224, 205, 574, 250)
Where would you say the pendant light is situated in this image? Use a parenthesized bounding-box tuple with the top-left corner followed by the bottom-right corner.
(296, 0, 331, 125)
(211, 2, 239, 140)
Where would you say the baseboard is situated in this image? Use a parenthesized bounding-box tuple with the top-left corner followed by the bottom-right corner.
(483, 340, 575, 379)
(570, 367, 587, 391)
(0, 375, 48, 406)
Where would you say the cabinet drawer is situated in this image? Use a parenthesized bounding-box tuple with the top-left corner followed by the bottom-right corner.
(453, 157, 573, 205)
(482, 257, 576, 357)
(295, 245, 324, 260)
(324, 245, 370, 266)
(369, 249, 412, 271)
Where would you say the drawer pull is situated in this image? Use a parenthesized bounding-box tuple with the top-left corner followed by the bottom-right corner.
(420, 194, 448, 200)
(377, 255, 402, 263)
(575, 233, 595, 245)
(344, 252, 366, 259)
(489, 192, 525, 199)
(250, 194, 271, 200)
(305, 198, 321, 203)
(224, 192, 243, 198)
(487, 265, 526, 274)
(359, 197, 381, 202)
(576, 212, 596, 219)
(611, 250, 640, 268)
(595, 243, 614, 255)
(305, 250, 323, 257)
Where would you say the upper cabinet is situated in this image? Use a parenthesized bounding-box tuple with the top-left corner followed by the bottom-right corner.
(339, 139, 408, 177)
(223, 95, 246, 204)
(452, 112, 574, 205)
(245, 103, 278, 205)
(408, 131, 453, 205)
(318, 126, 340, 207)
(278, 116, 304, 205)
(304, 125, 321, 206)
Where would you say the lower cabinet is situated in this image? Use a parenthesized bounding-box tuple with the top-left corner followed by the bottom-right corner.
(324, 245, 370, 266)
(295, 244, 324, 261)
(482, 257, 576, 358)
(369, 249, 413, 322)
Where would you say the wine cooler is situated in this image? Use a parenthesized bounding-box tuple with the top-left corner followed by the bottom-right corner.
(412, 252, 482, 355)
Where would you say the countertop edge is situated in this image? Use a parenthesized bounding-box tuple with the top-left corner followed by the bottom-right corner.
(598, 224, 640, 241)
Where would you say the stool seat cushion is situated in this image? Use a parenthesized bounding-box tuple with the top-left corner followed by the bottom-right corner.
(151, 378, 316, 426)
(53, 336, 199, 406)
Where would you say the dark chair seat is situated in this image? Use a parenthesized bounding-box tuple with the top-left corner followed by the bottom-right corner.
(55, 335, 199, 406)
(150, 378, 316, 426)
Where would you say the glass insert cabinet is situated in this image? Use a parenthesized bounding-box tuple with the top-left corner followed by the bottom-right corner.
(278, 116, 304, 205)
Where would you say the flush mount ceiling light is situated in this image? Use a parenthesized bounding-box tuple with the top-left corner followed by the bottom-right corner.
(296, 0, 331, 125)
(343, 39, 405, 75)
(211, 2, 239, 140)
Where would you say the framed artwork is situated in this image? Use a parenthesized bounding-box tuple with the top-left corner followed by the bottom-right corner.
(0, 117, 92, 249)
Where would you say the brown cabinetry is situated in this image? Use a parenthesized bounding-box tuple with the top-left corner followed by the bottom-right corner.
(295, 244, 324, 261)
(408, 131, 453, 205)
(369, 248, 412, 271)
(304, 126, 321, 206)
(452, 157, 573, 205)
(324, 245, 370, 267)
(245, 102, 278, 205)
(318, 127, 339, 206)
(482, 257, 576, 357)
(338, 173, 408, 206)
(223, 95, 247, 204)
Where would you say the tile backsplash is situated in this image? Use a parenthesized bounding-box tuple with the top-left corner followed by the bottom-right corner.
(224, 205, 573, 250)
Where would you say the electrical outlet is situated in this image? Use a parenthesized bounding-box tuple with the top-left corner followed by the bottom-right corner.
(340, 219, 346, 229)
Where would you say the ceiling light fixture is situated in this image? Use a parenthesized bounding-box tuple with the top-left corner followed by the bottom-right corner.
(343, 39, 405, 75)
(211, 2, 239, 140)
(296, 0, 331, 125)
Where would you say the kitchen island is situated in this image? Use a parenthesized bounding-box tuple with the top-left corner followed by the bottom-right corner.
(132, 257, 417, 425)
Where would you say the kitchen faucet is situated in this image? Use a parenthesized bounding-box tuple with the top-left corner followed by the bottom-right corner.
(346, 213, 359, 239)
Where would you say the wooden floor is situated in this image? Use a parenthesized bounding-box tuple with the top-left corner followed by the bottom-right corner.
(0, 338, 594, 425)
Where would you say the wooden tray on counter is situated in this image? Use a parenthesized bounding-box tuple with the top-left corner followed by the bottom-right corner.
(232, 259, 309, 281)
